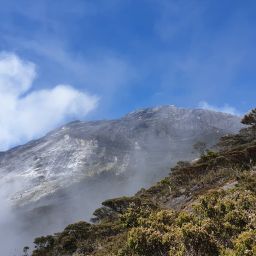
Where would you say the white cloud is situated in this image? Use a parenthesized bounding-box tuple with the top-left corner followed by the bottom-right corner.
(198, 101, 240, 116)
(0, 52, 98, 151)
(0, 52, 36, 95)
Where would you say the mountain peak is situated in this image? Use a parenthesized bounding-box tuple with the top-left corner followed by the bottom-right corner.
(0, 106, 243, 253)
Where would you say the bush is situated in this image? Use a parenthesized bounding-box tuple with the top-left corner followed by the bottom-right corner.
(241, 108, 256, 126)
(232, 230, 256, 256)
(200, 150, 219, 162)
(127, 227, 170, 256)
(182, 223, 219, 256)
(34, 235, 54, 250)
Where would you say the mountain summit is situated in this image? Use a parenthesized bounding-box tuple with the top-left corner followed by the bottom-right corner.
(0, 106, 241, 205)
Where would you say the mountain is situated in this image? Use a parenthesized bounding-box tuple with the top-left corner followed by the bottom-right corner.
(0, 105, 242, 254)
(30, 116, 256, 256)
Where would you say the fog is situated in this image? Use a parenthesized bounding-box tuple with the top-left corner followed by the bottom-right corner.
(0, 107, 242, 255)
(0, 147, 188, 256)
(0, 178, 33, 255)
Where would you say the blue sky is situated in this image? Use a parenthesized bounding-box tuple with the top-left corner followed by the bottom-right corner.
(0, 0, 256, 149)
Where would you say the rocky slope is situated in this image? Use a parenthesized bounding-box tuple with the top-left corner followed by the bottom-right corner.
(0, 106, 241, 207)
(0, 105, 242, 254)
(30, 119, 256, 256)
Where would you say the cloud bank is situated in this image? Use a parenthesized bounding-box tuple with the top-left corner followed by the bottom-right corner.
(198, 101, 240, 116)
(0, 52, 98, 151)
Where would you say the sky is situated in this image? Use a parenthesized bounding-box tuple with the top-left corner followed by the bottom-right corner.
(0, 0, 256, 150)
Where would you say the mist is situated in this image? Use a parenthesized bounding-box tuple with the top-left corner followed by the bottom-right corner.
(0, 140, 191, 255)
(0, 146, 204, 255)
(0, 106, 242, 255)
(0, 177, 33, 255)
(0, 168, 157, 255)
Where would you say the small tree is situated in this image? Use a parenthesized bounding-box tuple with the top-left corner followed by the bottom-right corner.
(241, 108, 256, 126)
(23, 246, 29, 256)
(193, 141, 207, 155)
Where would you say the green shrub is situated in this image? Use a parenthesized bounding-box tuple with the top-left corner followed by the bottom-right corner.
(200, 150, 219, 162)
(232, 230, 256, 256)
(182, 223, 219, 256)
(127, 227, 170, 256)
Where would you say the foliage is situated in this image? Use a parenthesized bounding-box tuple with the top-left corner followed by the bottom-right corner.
(30, 118, 256, 256)
(121, 180, 256, 255)
(241, 108, 256, 126)
(200, 150, 219, 162)
(232, 230, 256, 256)
(33, 236, 54, 256)
(193, 141, 207, 155)
(22, 246, 30, 256)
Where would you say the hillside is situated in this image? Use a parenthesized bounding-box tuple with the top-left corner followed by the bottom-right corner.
(0, 105, 242, 245)
(29, 115, 256, 255)
(1, 106, 241, 207)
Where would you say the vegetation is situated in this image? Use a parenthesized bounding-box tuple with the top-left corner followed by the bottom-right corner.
(193, 141, 207, 155)
(241, 108, 256, 126)
(118, 172, 256, 256)
(29, 109, 256, 256)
